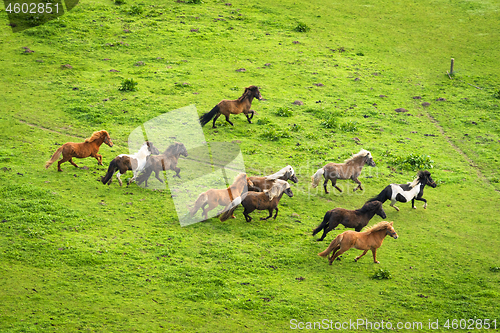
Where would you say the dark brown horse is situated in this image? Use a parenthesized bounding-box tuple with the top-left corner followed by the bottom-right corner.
(311, 149, 376, 193)
(312, 201, 386, 241)
(248, 165, 298, 192)
(199, 85, 263, 128)
(136, 142, 188, 187)
(220, 180, 293, 222)
(318, 221, 398, 265)
(45, 130, 113, 171)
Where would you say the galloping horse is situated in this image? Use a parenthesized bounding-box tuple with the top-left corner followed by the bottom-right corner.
(220, 179, 294, 222)
(199, 85, 263, 128)
(367, 170, 437, 211)
(311, 149, 376, 193)
(101, 141, 160, 186)
(136, 142, 188, 187)
(248, 165, 298, 192)
(45, 130, 113, 171)
(312, 201, 386, 241)
(318, 221, 398, 265)
(190, 173, 252, 220)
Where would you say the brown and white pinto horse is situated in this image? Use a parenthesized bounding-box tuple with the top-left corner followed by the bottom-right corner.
(45, 130, 113, 171)
(199, 85, 263, 128)
(101, 141, 159, 186)
(248, 165, 299, 192)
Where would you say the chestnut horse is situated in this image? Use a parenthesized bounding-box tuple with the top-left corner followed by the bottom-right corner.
(190, 173, 252, 220)
(101, 141, 160, 186)
(318, 221, 398, 265)
(220, 179, 293, 222)
(136, 142, 188, 187)
(312, 201, 386, 241)
(248, 165, 298, 192)
(199, 85, 263, 128)
(311, 149, 375, 193)
(45, 130, 113, 171)
(367, 170, 437, 211)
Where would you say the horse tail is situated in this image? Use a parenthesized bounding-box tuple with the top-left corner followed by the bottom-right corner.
(312, 211, 331, 236)
(101, 159, 118, 185)
(199, 105, 220, 127)
(190, 192, 208, 217)
(45, 146, 64, 169)
(219, 196, 242, 222)
(318, 233, 344, 258)
(311, 168, 324, 188)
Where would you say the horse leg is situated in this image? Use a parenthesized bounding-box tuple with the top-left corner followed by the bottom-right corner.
(332, 179, 342, 193)
(390, 200, 400, 212)
(116, 172, 123, 187)
(249, 110, 255, 120)
(173, 167, 181, 178)
(317, 220, 339, 241)
(354, 250, 369, 262)
(69, 158, 79, 168)
(371, 249, 379, 264)
(261, 208, 274, 220)
(352, 177, 363, 192)
(414, 197, 427, 209)
(57, 155, 71, 172)
(212, 113, 221, 128)
(323, 179, 329, 194)
(95, 154, 103, 166)
(224, 114, 234, 126)
(328, 247, 347, 265)
(273, 207, 279, 220)
(245, 112, 253, 124)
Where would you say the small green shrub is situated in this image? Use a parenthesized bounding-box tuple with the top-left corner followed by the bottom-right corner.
(388, 152, 434, 171)
(186, 0, 203, 3)
(114, 0, 126, 4)
(294, 22, 310, 32)
(290, 124, 302, 132)
(339, 120, 358, 132)
(490, 267, 500, 272)
(321, 115, 338, 129)
(275, 106, 293, 117)
(372, 269, 392, 280)
(257, 117, 271, 125)
(129, 4, 143, 15)
(493, 90, 500, 99)
(119, 78, 138, 92)
(261, 127, 291, 141)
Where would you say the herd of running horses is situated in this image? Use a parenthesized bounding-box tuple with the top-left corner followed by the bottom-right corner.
(44, 86, 437, 265)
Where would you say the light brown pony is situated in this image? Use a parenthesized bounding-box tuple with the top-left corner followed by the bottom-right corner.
(311, 149, 376, 194)
(318, 221, 398, 265)
(190, 173, 253, 220)
(136, 142, 188, 187)
(248, 165, 299, 192)
(199, 85, 263, 128)
(45, 130, 113, 171)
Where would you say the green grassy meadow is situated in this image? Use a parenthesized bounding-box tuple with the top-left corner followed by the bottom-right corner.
(1, 0, 499, 331)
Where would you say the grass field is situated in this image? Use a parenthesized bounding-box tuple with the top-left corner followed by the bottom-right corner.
(1, 0, 499, 332)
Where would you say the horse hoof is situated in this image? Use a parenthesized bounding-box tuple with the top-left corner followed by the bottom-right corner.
(374, 261, 380, 264)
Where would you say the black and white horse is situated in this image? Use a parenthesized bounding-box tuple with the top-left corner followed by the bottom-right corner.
(367, 170, 437, 211)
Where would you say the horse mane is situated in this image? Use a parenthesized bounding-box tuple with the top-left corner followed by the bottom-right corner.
(230, 173, 248, 190)
(364, 221, 393, 235)
(344, 149, 371, 164)
(165, 142, 184, 155)
(237, 85, 258, 102)
(264, 179, 289, 201)
(357, 200, 381, 213)
(84, 130, 108, 143)
(265, 165, 294, 180)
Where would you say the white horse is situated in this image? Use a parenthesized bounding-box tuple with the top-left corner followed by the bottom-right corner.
(101, 141, 160, 186)
(248, 165, 298, 192)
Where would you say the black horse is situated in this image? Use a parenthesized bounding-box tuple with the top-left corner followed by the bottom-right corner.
(312, 201, 386, 241)
(367, 170, 437, 211)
